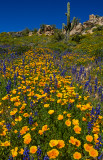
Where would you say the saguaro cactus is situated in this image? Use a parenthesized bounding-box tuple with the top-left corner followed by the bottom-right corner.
(62, 1, 76, 41)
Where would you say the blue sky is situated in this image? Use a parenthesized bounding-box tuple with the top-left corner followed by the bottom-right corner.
(0, 0, 103, 33)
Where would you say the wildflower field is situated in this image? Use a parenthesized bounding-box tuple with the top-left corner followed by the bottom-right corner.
(0, 47, 103, 160)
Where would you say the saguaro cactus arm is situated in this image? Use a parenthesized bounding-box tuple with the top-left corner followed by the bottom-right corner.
(70, 17, 76, 30)
(62, 23, 66, 32)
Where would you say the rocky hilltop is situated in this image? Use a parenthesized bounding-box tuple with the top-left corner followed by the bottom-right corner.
(69, 14, 103, 36)
(37, 14, 103, 36)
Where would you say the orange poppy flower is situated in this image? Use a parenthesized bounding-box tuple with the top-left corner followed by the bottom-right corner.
(89, 148, 98, 158)
(84, 143, 93, 152)
(73, 152, 82, 159)
(47, 149, 59, 159)
(30, 146, 37, 154)
(86, 135, 93, 142)
(73, 125, 81, 134)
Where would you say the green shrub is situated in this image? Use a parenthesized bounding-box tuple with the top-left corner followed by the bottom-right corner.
(71, 34, 86, 43)
(12, 45, 31, 55)
(22, 28, 31, 36)
(92, 25, 103, 32)
(51, 30, 65, 42)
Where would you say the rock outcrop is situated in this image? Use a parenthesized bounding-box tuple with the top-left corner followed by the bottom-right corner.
(37, 25, 54, 36)
(63, 14, 103, 36)
(28, 32, 33, 36)
(70, 23, 84, 36)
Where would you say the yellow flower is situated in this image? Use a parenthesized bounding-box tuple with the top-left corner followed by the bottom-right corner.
(48, 110, 54, 114)
(14, 101, 21, 106)
(69, 136, 76, 145)
(69, 99, 75, 103)
(65, 119, 71, 126)
(72, 119, 79, 126)
(30, 146, 37, 154)
(49, 140, 58, 147)
(86, 135, 93, 142)
(67, 113, 71, 118)
(73, 125, 81, 134)
(4, 141, 10, 146)
(11, 147, 18, 157)
(76, 105, 81, 109)
(56, 93, 62, 98)
(14, 130, 18, 133)
(38, 130, 43, 135)
(44, 104, 50, 108)
(47, 149, 59, 159)
(82, 117, 87, 121)
(42, 125, 49, 132)
(23, 113, 29, 117)
(63, 111, 67, 114)
(57, 99, 62, 103)
(57, 140, 65, 148)
(19, 148, 24, 155)
(15, 116, 22, 122)
(58, 115, 63, 120)
(84, 143, 93, 152)
(73, 152, 82, 159)
(89, 148, 98, 158)
(24, 136, 31, 144)
(75, 139, 81, 147)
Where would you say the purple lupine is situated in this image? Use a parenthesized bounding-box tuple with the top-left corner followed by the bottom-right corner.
(35, 111, 38, 116)
(18, 131, 21, 138)
(3, 61, 6, 74)
(37, 146, 42, 160)
(94, 135, 103, 150)
(23, 147, 30, 160)
(44, 155, 49, 160)
(5, 80, 12, 94)
(95, 77, 98, 86)
(8, 156, 13, 160)
(68, 103, 72, 110)
(88, 85, 92, 94)
(88, 75, 91, 82)
(6, 123, 11, 131)
(87, 121, 93, 134)
(98, 151, 103, 160)
(101, 94, 103, 102)
(29, 116, 33, 125)
(84, 81, 89, 90)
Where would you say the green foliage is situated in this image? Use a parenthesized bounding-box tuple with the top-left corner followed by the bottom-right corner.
(12, 45, 31, 55)
(40, 24, 46, 32)
(71, 34, 86, 43)
(51, 24, 56, 29)
(22, 27, 31, 36)
(33, 28, 38, 34)
(92, 25, 103, 32)
(52, 30, 65, 42)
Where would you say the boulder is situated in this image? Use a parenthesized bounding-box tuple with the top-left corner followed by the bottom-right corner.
(70, 23, 83, 36)
(28, 32, 33, 36)
(37, 25, 54, 36)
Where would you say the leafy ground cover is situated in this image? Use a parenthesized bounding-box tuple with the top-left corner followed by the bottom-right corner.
(0, 47, 103, 160)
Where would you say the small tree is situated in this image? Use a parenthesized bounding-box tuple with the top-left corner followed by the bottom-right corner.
(51, 24, 56, 30)
(22, 27, 30, 36)
(33, 28, 38, 34)
(40, 24, 46, 32)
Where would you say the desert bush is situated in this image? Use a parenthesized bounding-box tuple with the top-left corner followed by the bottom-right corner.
(51, 30, 65, 42)
(22, 28, 31, 36)
(12, 45, 31, 55)
(40, 24, 46, 32)
(71, 34, 86, 43)
(92, 25, 103, 32)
